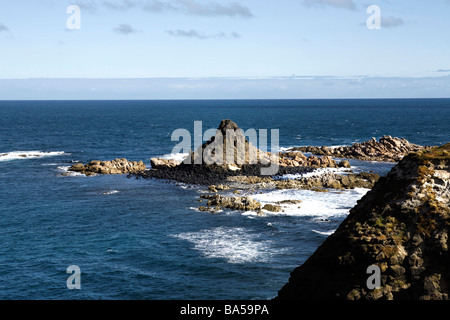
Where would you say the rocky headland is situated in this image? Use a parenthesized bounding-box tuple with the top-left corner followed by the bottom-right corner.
(276, 143, 450, 300)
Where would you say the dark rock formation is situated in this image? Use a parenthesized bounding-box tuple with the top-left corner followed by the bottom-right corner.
(292, 135, 424, 162)
(69, 158, 146, 175)
(139, 163, 313, 186)
(276, 143, 450, 300)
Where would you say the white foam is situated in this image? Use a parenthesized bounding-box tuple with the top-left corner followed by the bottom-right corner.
(189, 207, 224, 213)
(328, 145, 349, 148)
(278, 146, 293, 152)
(56, 165, 89, 177)
(280, 167, 350, 180)
(282, 144, 350, 151)
(160, 152, 189, 162)
(312, 229, 336, 236)
(102, 190, 120, 195)
(173, 227, 278, 264)
(249, 188, 370, 219)
(0, 151, 68, 162)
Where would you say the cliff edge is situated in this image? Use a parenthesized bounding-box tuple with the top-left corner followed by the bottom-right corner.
(277, 143, 450, 300)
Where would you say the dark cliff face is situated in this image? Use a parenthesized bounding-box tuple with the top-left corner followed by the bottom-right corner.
(277, 144, 450, 300)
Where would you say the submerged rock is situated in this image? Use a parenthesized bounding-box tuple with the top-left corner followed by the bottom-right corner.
(262, 204, 282, 212)
(339, 160, 351, 168)
(276, 143, 450, 300)
(276, 199, 303, 205)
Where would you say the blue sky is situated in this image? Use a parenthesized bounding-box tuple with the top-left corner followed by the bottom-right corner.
(0, 0, 449, 99)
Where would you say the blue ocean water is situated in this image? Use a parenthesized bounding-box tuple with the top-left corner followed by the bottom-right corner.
(0, 99, 449, 299)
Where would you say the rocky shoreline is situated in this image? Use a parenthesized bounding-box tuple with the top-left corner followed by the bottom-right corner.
(62, 118, 450, 300)
(276, 143, 450, 300)
(67, 119, 371, 188)
(66, 119, 418, 212)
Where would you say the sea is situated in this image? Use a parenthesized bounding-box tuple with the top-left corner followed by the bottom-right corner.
(0, 99, 449, 300)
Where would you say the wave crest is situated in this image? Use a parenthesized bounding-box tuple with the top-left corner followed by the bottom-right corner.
(0, 151, 68, 162)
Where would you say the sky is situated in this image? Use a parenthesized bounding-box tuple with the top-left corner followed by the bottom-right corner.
(0, 0, 449, 99)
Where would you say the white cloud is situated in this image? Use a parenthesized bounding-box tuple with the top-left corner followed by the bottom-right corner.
(302, 0, 356, 10)
(113, 24, 140, 34)
(166, 29, 241, 39)
(382, 16, 405, 28)
(103, 0, 140, 10)
(73, 0, 253, 18)
(176, 0, 253, 17)
(0, 23, 9, 32)
(71, 0, 100, 13)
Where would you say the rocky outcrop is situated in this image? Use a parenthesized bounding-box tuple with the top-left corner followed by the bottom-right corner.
(339, 160, 351, 168)
(293, 136, 424, 162)
(222, 172, 379, 192)
(276, 143, 450, 300)
(145, 119, 342, 185)
(199, 194, 262, 213)
(273, 172, 379, 191)
(139, 122, 405, 188)
(187, 119, 273, 166)
(69, 158, 146, 175)
(279, 153, 340, 168)
(150, 157, 181, 169)
(262, 204, 282, 212)
(208, 184, 231, 192)
(141, 162, 311, 186)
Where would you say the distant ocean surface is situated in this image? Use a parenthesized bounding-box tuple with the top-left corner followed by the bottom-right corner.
(0, 99, 449, 299)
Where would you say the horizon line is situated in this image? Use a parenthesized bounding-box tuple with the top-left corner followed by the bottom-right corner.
(2, 97, 450, 101)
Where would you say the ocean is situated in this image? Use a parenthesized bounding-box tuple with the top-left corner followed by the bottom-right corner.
(0, 99, 449, 300)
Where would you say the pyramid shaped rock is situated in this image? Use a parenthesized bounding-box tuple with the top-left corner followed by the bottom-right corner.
(186, 119, 272, 167)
